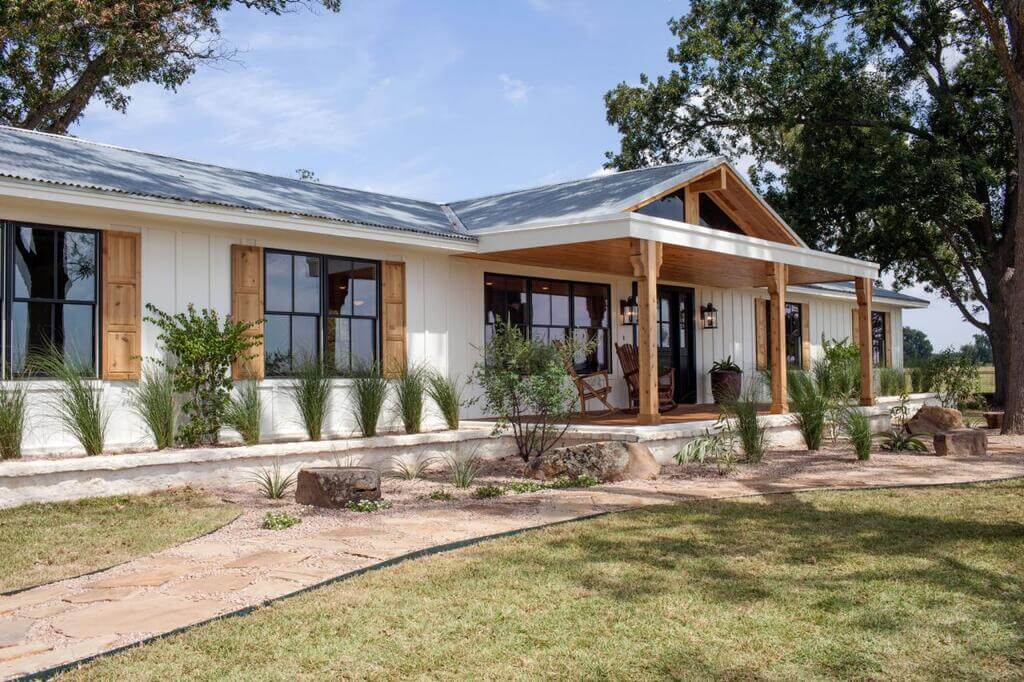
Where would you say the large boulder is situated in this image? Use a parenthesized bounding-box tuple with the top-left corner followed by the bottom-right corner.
(933, 429, 987, 457)
(906, 406, 964, 435)
(295, 467, 381, 508)
(525, 441, 661, 482)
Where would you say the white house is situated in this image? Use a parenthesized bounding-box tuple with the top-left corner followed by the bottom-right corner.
(0, 126, 926, 455)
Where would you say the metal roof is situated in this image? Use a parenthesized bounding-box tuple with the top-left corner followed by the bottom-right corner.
(801, 281, 929, 305)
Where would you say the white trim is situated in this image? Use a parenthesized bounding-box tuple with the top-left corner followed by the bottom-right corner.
(788, 285, 929, 309)
(0, 177, 477, 253)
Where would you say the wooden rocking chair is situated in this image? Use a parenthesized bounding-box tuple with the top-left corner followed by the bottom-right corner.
(614, 342, 676, 413)
(554, 341, 616, 416)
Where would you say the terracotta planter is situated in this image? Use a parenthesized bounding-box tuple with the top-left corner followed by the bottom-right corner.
(709, 370, 742, 403)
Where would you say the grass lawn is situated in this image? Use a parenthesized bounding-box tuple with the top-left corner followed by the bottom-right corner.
(0, 488, 239, 592)
(63, 480, 1024, 680)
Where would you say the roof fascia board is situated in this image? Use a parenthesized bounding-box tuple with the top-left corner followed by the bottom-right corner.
(475, 214, 630, 252)
(0, 177, 477, 252)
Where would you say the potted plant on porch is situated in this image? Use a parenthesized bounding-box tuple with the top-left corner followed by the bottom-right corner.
(709, 356, 743, 404)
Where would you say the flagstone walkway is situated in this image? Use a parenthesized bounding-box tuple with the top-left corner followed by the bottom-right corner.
(3, 445, 1024, 680)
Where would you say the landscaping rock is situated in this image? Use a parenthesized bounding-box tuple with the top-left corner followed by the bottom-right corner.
(525, 441, 660, 482)
(906, 406, 964, 435)
(933, 429, 987, 457)
(295, 467, 381, 508)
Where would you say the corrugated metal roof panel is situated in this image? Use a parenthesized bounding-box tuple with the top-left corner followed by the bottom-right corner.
(802, 281, 928, 305)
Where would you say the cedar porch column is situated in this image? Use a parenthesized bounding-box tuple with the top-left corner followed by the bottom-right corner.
(856, 277, 875, 406)
(767, 263, 788, 414)
(631, 239, 662, 425)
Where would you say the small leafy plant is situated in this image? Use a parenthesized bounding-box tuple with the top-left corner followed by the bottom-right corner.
(722, 380, 767, 463)
(471, 484, 506, 499)
(502, 479, 546, 494)
(389, 454, 436, 480)
(290, 359, 331, 441)
(262, 510, 300, 530)
(788, 370, 827, 451)
(840, 406, 874, 460)
(876, 367, 906, 397)
(547, 473, 600, 489)
(876, 430, 927, 453)
(446, 449, 484, 488)
(346, 499, 392, 513)
(249, 461, 297, 499)
(426, 371, 466, 430)
(30, 345, 108, 456)
(0, 383, 27, 459)
(223, 381, 263, 445)
(128, 364, 176, 450)
(426, 489, 454, 501)
(675, 427, 737, 475)
(394, 364, 426, 434)
(351, 365, 390, 437)
(710, 356, 742, 373)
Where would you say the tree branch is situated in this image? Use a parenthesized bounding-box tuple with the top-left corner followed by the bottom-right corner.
(966, 0, 1024, 110)
(921, 249, 991, 331)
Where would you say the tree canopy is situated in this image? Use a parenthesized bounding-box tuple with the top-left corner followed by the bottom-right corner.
(902, 326, 934, 366)
(0, 0, 341, 134)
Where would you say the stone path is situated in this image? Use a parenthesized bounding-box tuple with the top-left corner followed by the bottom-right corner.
(2, 448, 1024, 680)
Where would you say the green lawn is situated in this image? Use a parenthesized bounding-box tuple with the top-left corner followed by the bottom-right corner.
(1, 488, 239, 592)
(64, 481, 1024, 680)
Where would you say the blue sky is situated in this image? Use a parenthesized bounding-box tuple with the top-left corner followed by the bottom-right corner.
(71, 0, 976, 350)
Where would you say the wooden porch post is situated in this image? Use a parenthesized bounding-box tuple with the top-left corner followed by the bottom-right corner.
(767, 263, 788, 414)
(856, 277, 875, 406)
(631, 239, 662, 425)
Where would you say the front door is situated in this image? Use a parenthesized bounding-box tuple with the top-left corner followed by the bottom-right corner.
(656, 285, 697, 404)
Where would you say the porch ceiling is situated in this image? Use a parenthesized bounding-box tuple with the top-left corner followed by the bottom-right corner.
(464, 229, 872, 289)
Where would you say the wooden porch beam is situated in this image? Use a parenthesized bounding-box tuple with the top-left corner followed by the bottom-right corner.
(767, 263, 788, 414)
(632, 239, 662, 425)
(856, 277, 875, 406)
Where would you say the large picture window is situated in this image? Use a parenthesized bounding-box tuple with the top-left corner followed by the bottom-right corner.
(264, 249, 379, 376)
(4, 222, 99, 376)
(872, 311, 887, 367)
(484, 273, 610, 374)
(765, 301, 803, 369)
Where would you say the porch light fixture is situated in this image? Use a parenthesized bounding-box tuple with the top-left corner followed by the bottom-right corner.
(620, 295, 639, 325)
(700, 302, 718, 330)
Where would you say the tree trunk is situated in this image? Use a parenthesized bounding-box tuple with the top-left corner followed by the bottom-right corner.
(988, 324, 1008, 407)
(1002, 106, 1024, 433)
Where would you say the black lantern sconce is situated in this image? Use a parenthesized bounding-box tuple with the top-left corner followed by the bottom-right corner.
(700, 302, 718, 329)
(620, 295, 639, 325)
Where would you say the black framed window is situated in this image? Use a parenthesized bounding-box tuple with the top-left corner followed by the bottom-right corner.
(264, 249, 379, 376)
(4, 222, 99, 376)
(872, 311, 887, 367)
(484, 273, 610, 374)
(765, 301, 803, 369)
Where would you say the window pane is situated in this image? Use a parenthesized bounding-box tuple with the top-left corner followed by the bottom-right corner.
(573, 328, 607, 373)
(58, 304, 94, 372)
(351, 318, 375, 369)
(659, 323, 671, 348)
(327, 258, 351, 315)
(327, 317, 351, 374)
(351, 262, 377, 317)
(266, 253, 292, 312)
(786, 303, 802, 368)
(11, 302, 52, 373)
(872, 312, 886, 366)
(573, 283, 608, 328)
(264, 314, 291, 375)
(293, 255, 320, 314)
(14, 227, 55, 299)
(59, 231, 97, 301)
(291, 315, 319, 365)
(533, 280, 569, 327)
(484, 276, 527, 326)
(635, 191, 684, 221)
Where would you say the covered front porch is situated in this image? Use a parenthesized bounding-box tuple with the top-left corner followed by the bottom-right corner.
(463, 186, 880, 425)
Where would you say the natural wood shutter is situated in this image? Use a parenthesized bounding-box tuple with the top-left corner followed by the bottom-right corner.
(231, 245, 264, 380)
(101, 231, 142, 380)
(800, 302, 811, 369)
(851, 308, 860, 347)
(381, 261, 407, 378)
(755, 298, 767, 371)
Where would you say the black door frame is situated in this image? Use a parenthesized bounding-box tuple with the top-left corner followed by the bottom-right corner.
(630, 282, 697, 404)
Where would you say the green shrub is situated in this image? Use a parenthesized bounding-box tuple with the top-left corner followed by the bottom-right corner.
(473, 319, 579, 461)
(223, 381, 263, 445)
(0, 383, 27, 459)
(788, 370, 827, 451)
(721, 380, 767, 463)
(394, 365, 426, 434)
(290, 359, 330, 441)
(346, 499, 392, 513)
(249, 461, 297, 499)
(923, 350, 980, 409)
(128, 364, 176, 450)
(876, 367, 905, 397)
(426, 489, 454, 501)
(471, 484, 505, 499)
(816, 337, 860, 401)
(426, 371, 466, 430)
(876, 430, 927, 453)
(840, 406, 873, 460)
(909, 366, 932, 393)
(446, 449, 484, 488)
(502, 480, 546, 494)
(262, 511, 300, 530)
(675, 428, 736, 475)
(351, 365, 389, 437)
(30, 346, 108, 456)
(547, 473, 601, 489)
(144, 304, 260, 446)
(389, 454, 436, 480)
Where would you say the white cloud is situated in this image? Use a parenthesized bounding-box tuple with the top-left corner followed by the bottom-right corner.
(499, 74, 530, 104)
(588, 166, 615, 178)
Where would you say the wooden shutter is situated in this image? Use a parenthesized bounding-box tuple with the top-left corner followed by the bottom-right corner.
(755, 298, 767, 371)
(382, 261, 407, 378)
(884, 311, 893, 367)
(851, 308, 860, 347)
(101, 231, 142, 380)
(231, 245, 264, 380)
(800, 302, 811, 369)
